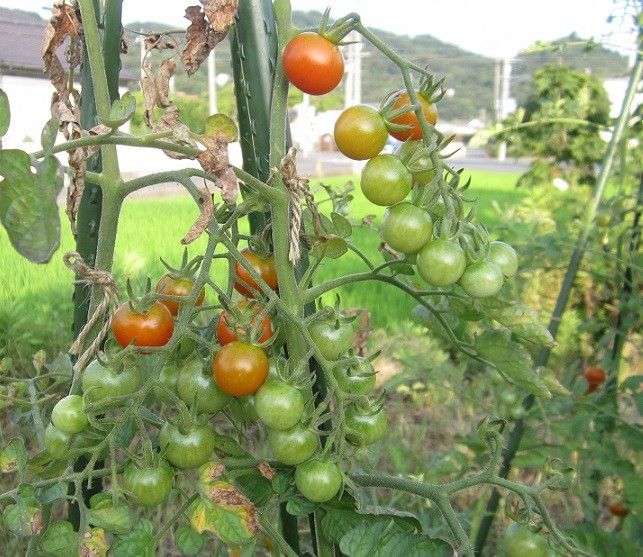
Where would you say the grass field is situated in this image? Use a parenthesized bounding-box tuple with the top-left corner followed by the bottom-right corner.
(0, 169, 524, 361)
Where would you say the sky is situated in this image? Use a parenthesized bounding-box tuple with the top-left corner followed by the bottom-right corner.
(0, 0, 638, 60)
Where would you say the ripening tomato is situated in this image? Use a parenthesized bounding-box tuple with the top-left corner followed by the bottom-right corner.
(122, 459, 174, 507)
(234, 250, 278, 298)
(334, 105, 388, 160)
(295, 459, 342, 503)
(583, 366, 606, 393)
(283, 32, 344, 95)
(381, 202, 433, 254)
(51, 395, 88, 434)
(386, 90, 438, 141)
(254, 378, 305, 431)
(416, 239, 466, 286)
(155, 274, 205, 316)
(213, 341, 269, 396)
(111, 301, 174, 349)
(81, 359, 141, 403)
(488, 241, 518, 278)
(360, 154, 413, 207)
(459, 260, 504, 298)
(217, 301, 273, 346)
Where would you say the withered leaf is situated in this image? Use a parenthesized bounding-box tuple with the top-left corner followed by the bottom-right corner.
(182, 183, 214, 244)
(42, 2, 82, 73)
(152, 105, 197, 159)
(156, 58, 177, 108)
(197, 134, 239, 203)
(141, 60, 156, 128)
(202, 0, 239, 34)
(144, 34, 179, 51)
(182, 6, 213, 76)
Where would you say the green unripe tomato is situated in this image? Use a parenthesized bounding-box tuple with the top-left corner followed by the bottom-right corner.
(459, 260, 504, 298)
(295, 459, 342, 503)
(502, 523, 549, 557)
(360, 154, 413, 206)
(44, 422, 73, 459)
(416, 239, 466, 286)
(381, 202, 433, 254)
(333, 361, 377, 395)
(159, 423, 215, 470)
(268, 423, 318, 465)
(122, 459, 174, 507)
(51, 395, 88, 434)
(308, 318, 355, 361)
(156, 361, 180, 402)
(254, 378, 304, 431)
(396, 139, 436, 185)
(177, 359, 230, 415)
(488, 241, 518, 278)
(81, 359, 141, 403)
(345, 405, 387, 446)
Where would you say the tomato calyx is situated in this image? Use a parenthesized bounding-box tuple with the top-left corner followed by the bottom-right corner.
(217, 300, 275, 347)
(317, 8, 360, 44)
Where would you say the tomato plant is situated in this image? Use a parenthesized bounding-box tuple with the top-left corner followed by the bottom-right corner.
(122, 459, 174, 507)
(381, 202, 434, 254)
(268, 423, 318, 465)
(459, 260, 504, 298)
(396, 139, 436, 185)
(176, 358, 230, 414)
(283, 32, 344, 95)
(155, 274, 205, 316)
(294, 459, 342, 503)
(254, 378, 305, 430)
(308, 317, 355, 360)
(111, 301, 174, 349)
(234, 249, 278, 298)
(216, 301, 273, 345)
(159, 422, 216, 470)
(81, 358, 141, 403)
(416, 238, 466, 286)
(583, 366, 607, 393)
(344, 404, 387, 446)
(51, 395, 88, 434)
(502, 523, 549, 557)
(385, 90, 438, 141)
(488, 241, 518, 278)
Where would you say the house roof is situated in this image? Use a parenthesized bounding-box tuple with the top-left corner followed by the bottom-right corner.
(0, 7, 137, 82)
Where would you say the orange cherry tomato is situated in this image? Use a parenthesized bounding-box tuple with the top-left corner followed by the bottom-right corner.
(608, 502, 629, 517)
(155, 274, 205, 316)
(216, 301, 273, 346)
(386, 90, 438, 141)
(212, 341, 269, 397)
(283, 32, 344, 95)
(234, 250, 278, 298)
(111, 301, 174, 349)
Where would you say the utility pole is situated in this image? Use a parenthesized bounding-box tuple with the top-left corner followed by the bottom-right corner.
(208, 49, 217, 114)
(493, 58, 501, 123)
(497, 57, 511, 161)
(344, 30, 363, 108)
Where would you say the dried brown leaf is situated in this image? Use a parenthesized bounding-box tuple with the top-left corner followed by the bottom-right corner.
(156, 58, 177, 108)
(120, 37, 128, 54)
(218, 166, 239, 204)
(141, 60, 156, 127)
(42, 2, 82, 73)
(182, 184, 214, 244)
(257, 462, 276, 481)
(47, 53, 70, 99)
(182, 6, 213, 76)
(144, 34, 179, 51)
(202, 0, 239, 34)
(152, 105, 198, 159)
(196, 134, 239, 203)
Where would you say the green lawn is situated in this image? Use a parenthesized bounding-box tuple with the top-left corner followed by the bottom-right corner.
(0, 170, 523, 361)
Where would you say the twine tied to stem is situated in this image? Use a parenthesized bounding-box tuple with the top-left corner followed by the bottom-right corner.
(279, 147, 324, 264)
(63, 251, 120, 372)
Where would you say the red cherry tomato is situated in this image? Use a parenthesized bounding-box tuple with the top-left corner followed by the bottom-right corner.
(386, 90, 438, 141)
(583, 366, 606, 393)
(216, 301, 273, 346)
(608, 502, 629, 517)
(283, 32, 344, 95)
(111, 301, 174, 349)
(234, 250, 278, 298)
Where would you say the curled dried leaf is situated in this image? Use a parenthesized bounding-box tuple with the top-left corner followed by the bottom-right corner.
(144, 34, 179, 51)
(141, 60, 156, 128)
(156, 58, 177, 108)
(196, 134, 239, 203)
(182, 6, 213, 76)
(202, 0, 239, 34)
(182, 184, 214, 244)
(153, 105, 198, 159)
(257, 462, 276, 481)
(42, 2, 82, 73)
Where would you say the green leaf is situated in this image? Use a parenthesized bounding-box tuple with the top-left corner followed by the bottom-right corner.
(39, 521, 78, 557)
(537, 366, 569, 396)
(388, 260, 416, 276)
(189, 486, 259, 546)
(475, 330, 551, 398)
(212, 432, 250, 458)
(0, 88, 9, 137)
(175, 524, 206, 557)
(235, 470, 274, 506)
(87, 503, 136, 534)
(309, 236, 348, 260)
(480, 301, 554, 347)
(331, 211, 352, 238)
(321, 508, 419, 544)
(411, 304, 465, 343)
(103, 92, 137, 128)
(110, 519, 155, 557)
(623, 473, 643, 517)
(338, 519, 452, 557)
(40, 117, 59, 153)
(0, 437, 27, 473)
(286, 494, 317, 517)
(0, 151, 62, 263)
(204, 113, 238, 142)
(2, 494, 42, 537)
(39, 481, 68, 504)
